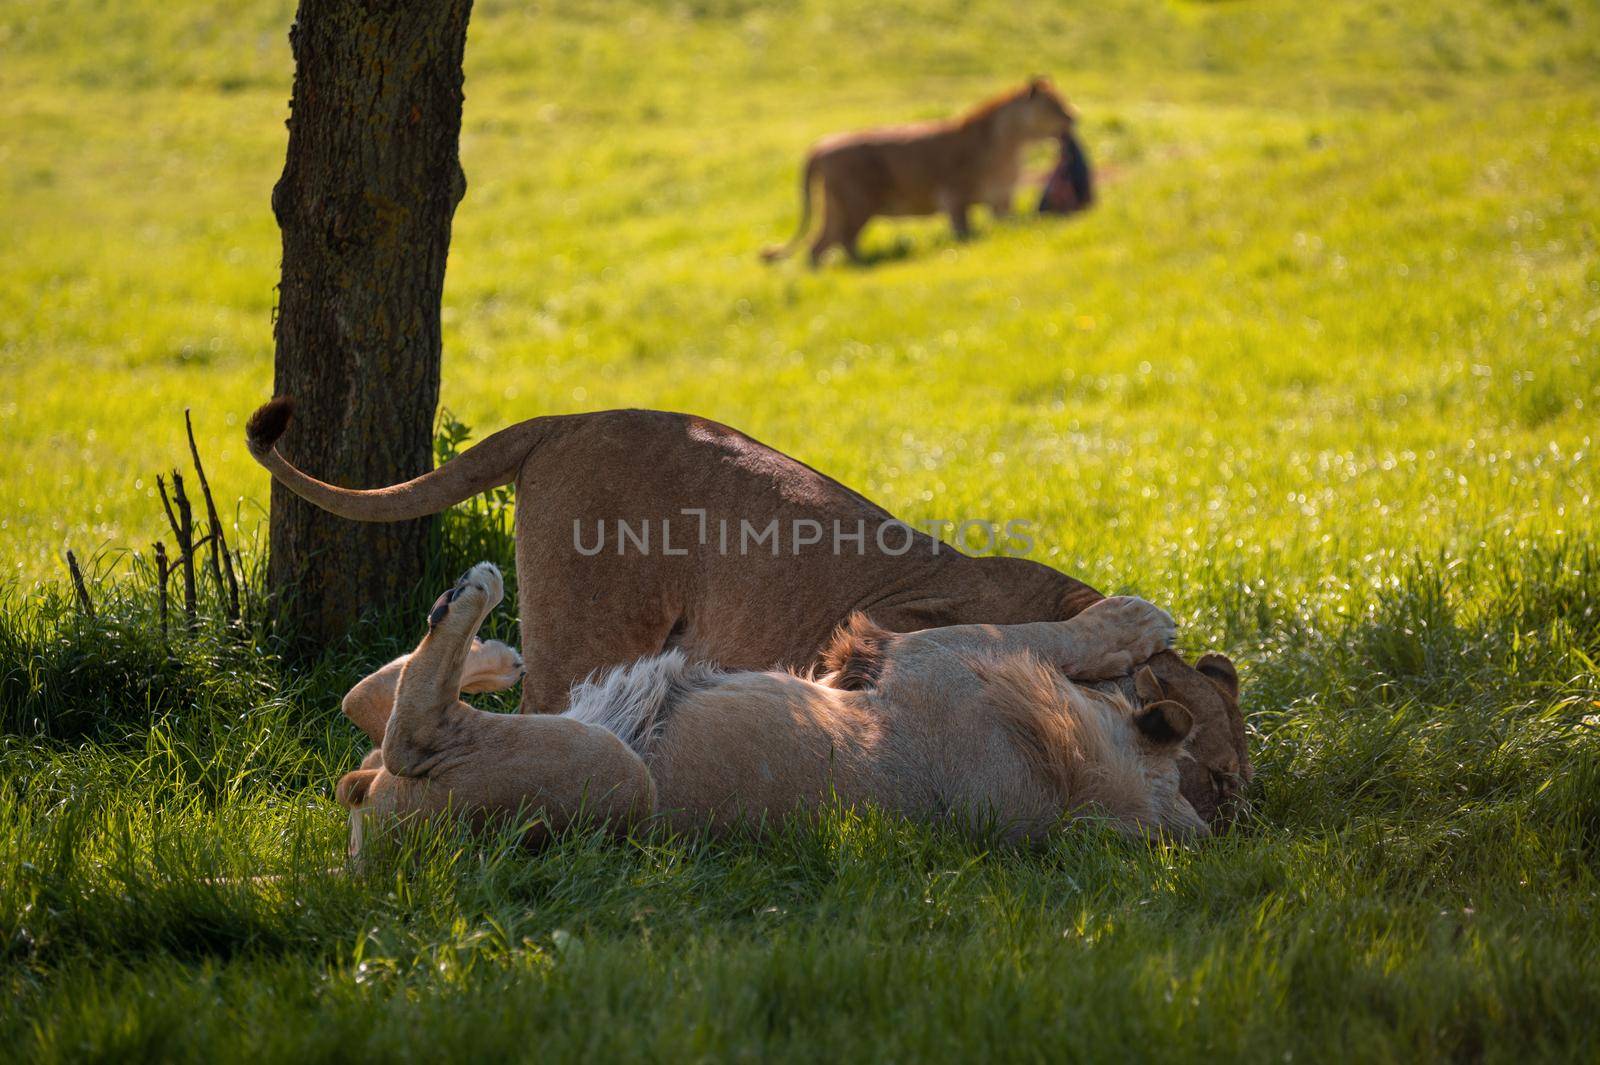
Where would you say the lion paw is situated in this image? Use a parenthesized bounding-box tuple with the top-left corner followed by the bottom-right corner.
(461, 638, 525, 694)
(428, 562, 505, 630)
(1073, 595, 1177, 678)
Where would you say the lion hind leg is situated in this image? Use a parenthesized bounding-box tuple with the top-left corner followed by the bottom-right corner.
(810, 189, 857, 268)
(809, 232, 836, 269)
(838, 214, 869, 263)
(384, 563, 504, 776)
(947, 201, 972, 240)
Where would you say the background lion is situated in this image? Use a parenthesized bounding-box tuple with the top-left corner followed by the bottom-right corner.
(761, 77, 1078, 265)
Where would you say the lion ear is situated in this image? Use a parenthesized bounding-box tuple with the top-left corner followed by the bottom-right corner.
(1133, 665, 1166, 704)
(1197, 653, 1239, 700)
(1027, 75, 1048, 96)
(1134, 700, 1193, 749)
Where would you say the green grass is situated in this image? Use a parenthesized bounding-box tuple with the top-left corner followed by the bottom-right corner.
(3, 0, 1599, 1058)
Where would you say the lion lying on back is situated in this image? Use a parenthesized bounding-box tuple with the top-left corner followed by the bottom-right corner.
(335, 564, 1207, 852)
(762, 78, 1078, 266)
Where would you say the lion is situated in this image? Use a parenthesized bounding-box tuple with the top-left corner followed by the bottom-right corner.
(761, 78, 1078, 266)
(246, 399, 1249, 827)
(334, 563, 1206, 854)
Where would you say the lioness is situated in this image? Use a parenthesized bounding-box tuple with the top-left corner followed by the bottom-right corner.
(246, 400, 1249, 825)
(761, 78, 1077, 266)
(335, 564, 1206, 851)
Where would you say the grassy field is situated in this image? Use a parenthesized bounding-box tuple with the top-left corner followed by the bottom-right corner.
(3, 0, 1600, 1059)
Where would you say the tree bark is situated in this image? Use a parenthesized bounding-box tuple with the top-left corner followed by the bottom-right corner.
(269, 0, 474, 647)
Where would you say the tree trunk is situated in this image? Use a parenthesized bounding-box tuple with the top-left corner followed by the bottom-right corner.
(269, 0, 474, 647)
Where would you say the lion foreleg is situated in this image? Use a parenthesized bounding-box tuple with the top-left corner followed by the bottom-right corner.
(905, 597, 1177, 682)
(993, 597, 1178, 680)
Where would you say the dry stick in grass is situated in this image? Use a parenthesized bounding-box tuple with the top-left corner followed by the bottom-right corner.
(185, 409, 240, 623)
(158, 473, 198, 631)
(154, 540, 170, 638)
(65, 549, 95, 618)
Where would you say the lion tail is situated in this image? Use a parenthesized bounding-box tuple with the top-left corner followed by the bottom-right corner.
(244, 396, 545, 523)
(760, 152, 819, 262)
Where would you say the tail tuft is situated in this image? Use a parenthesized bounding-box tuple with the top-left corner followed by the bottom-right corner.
(760, 244, 790, 263)
(246, 396, 295, 457)
(818, 612, 894, 690)
(335, 769, 376, 808)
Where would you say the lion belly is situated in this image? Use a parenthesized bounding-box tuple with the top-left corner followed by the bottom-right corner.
(643, 676, 894, 831)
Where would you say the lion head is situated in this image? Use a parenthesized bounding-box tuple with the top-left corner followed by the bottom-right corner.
(1134, 652, 1250, 828)
(1016, 77, 1077, 138)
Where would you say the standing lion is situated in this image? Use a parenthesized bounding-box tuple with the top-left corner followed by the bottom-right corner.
(762, 78, 1077, 266)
